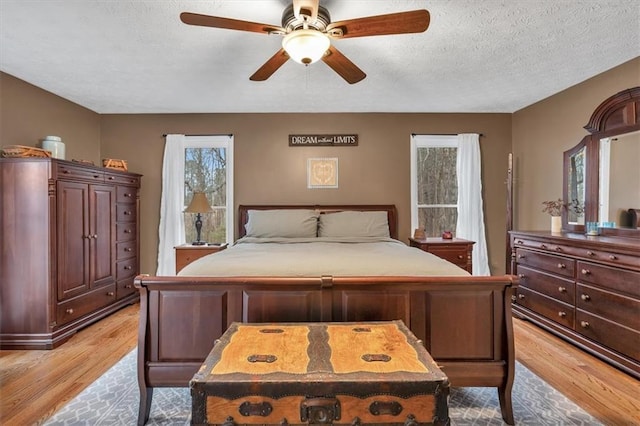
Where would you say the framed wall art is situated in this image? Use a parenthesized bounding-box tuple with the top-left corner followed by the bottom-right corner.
(307, 158, 338, 189)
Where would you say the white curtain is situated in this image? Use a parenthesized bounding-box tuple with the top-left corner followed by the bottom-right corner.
(456, 133, 491, 275)
(156, 134, 186, 275)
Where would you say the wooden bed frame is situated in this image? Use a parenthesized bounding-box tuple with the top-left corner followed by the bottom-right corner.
(135, 205, 518, 425)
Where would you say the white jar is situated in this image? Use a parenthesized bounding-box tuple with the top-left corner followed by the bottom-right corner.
(42, 135, 65, 160)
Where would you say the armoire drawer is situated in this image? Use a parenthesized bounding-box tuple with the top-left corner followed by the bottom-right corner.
(116, 186, 138, 203)
(515, 248, 575, 278)
(576, 284, 640, 331)
(117, 277, 137, 299)
(107, 173, 141, 187)
(116, 204, 137, 222)
(576, 310, 640, 361)
(56, 163, 104, 182)
(56, 284, 117, 326)
(116, 222, 136, 242)
(116, 240, 136, 260)
(515, 287, 574, 329)
(116, 258, 137, 280)
(577, 261, 640, 297)
(516, 265, 574, 304)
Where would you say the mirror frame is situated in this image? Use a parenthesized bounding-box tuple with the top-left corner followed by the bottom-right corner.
(563, 86, 640, 236)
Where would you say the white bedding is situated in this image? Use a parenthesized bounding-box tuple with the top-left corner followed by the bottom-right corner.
(178, 237, 470, 277)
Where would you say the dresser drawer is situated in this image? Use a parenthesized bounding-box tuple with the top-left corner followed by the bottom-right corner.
(57, 163, 103, 182)
(577, 261, 640, 298)
(116, 222, 136, 241)
(116, 186, 138, 203)
(576, 284, 640, 331)
(515, 287, 574, 329)
(576, 310, 640, 361)
(515, 248, 575, 278)
(516, 265, 574, 304)
(116, 204, 136, 222)
(116, 257, 137, 280)
(56, 284, 117, 326)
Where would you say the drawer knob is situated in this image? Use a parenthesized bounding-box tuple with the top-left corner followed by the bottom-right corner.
(581, 294, 591, 301)
(580, 321, 590, 329)
(124, 229, 132, 234)
(124, 211, 132, 215)
(609, 255, 617, 260)
(587, 251, 595, 256)
(124, 265, 132, 270)
(108, 176, 114, 180)
(125, 284, 132, 289)
(516, 240, 523, 244)
(555, 246, 563, 252)
(557, 263, 566, 269)
(558, 286, 566, 293)
(124, 247, 132, 252)
(540, 244, 547, 249)
(558, 311, 566, 318)
(457, 255, 464, 259)
(93, 234, 97, 239)
(581, 269, 591, 275)
(517, 254, 525, 259)
(518, 273, 525, 279)
(93, 174, 100, 179)
(518, 294, 525, 299)
(124, 193, 132, 197)
(511, 295, 517, 302)
(107, 291, 115, 296)
(66, 308, 74, 314)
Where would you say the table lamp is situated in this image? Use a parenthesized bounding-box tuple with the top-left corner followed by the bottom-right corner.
(184, 192, 213, 245)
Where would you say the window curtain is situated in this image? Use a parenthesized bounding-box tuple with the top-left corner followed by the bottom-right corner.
(156, 134, 186, 275)
(456, 133, 491, 275)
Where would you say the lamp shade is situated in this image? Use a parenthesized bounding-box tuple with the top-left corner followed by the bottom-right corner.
(282, 29, 330, 65)
(184, 192, 213, 213)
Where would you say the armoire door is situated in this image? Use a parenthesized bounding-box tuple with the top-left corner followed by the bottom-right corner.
(90, 185, 115, 288)
(57, 180, 90, 301)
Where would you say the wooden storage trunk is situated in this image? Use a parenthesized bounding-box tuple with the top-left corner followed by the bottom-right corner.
(190, 320, 449, 426)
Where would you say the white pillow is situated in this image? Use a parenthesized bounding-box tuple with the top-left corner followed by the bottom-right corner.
(318, 211, 390, 238)
(244, 209, 319, 238)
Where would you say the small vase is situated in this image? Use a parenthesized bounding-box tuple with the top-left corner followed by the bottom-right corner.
(42, 135, 65, 160)
(551, 216, 562, 233)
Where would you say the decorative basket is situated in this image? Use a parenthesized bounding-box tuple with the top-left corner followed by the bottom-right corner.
(1, 145, 52, 158)
(102, 158, 128, 172)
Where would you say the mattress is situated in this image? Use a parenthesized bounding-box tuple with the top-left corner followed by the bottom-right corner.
(178, 237, 470, 277)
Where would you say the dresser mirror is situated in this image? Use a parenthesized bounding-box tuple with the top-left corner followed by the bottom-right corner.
(562, 87, 640, 235)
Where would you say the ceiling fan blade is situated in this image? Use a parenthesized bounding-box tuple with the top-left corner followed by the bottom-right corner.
(180, 12, 283, 34)
(250, 49, 290, 81)
(293, 0, 319, 22)
(322, 45, 366, 84)
(327, 9, 430, 39)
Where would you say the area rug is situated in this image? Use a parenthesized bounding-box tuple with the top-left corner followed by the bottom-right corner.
(44, 349, 601, 425)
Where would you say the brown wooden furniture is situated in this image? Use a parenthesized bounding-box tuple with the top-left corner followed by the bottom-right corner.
(409, 237, 474, 273)
(0, 158, 141, 349)
(510, 231, 640, 379)
(191, 321, 449, 425)
(562, 86, 640, 236)
(135, 204, 518, 426)
(175, 244, 227, 273)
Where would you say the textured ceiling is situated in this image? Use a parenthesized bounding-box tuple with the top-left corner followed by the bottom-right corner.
(0, 0, 638, 114)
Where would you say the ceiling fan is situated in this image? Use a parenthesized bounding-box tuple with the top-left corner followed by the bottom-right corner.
(180, 0, 430, 84)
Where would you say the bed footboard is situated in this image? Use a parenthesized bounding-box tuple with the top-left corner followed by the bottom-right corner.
(135, 275, 517, 425)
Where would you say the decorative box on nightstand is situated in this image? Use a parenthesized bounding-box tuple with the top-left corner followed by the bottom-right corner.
(409, 237, 475, 273)
(175, 244, 227, 273)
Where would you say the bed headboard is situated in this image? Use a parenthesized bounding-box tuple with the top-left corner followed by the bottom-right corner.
(238, 205, 398, 240)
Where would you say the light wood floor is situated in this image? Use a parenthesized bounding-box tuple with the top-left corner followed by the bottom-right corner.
(1, 304, 639, 425)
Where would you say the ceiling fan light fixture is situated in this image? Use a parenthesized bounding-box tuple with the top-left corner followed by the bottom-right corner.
(282, 29, 330, 65)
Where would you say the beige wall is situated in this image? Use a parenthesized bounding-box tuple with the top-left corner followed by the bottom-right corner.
(100, 113, 512, 275)
(15, 60, 639, 277)
(512, 57, 640, 231)
(0, 73, 101, 163)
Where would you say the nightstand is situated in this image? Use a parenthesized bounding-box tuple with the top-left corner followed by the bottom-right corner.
(175, 244, 227, 273)
(409, 237, 475, 273)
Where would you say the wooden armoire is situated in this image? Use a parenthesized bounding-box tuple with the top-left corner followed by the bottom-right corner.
(0, 158, 141, 349)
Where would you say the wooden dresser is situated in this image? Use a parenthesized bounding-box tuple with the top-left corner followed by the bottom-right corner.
(409, 237, 474, 273)
(510, 231, 640, 378)
(0, 158, 141, 349)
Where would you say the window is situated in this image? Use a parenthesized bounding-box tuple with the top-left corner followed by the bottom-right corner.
(410, 135, 458, 237)
(184, 136, 234, 244)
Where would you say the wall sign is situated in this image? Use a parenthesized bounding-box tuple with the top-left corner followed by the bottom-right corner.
(289, 134, 358, 146)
